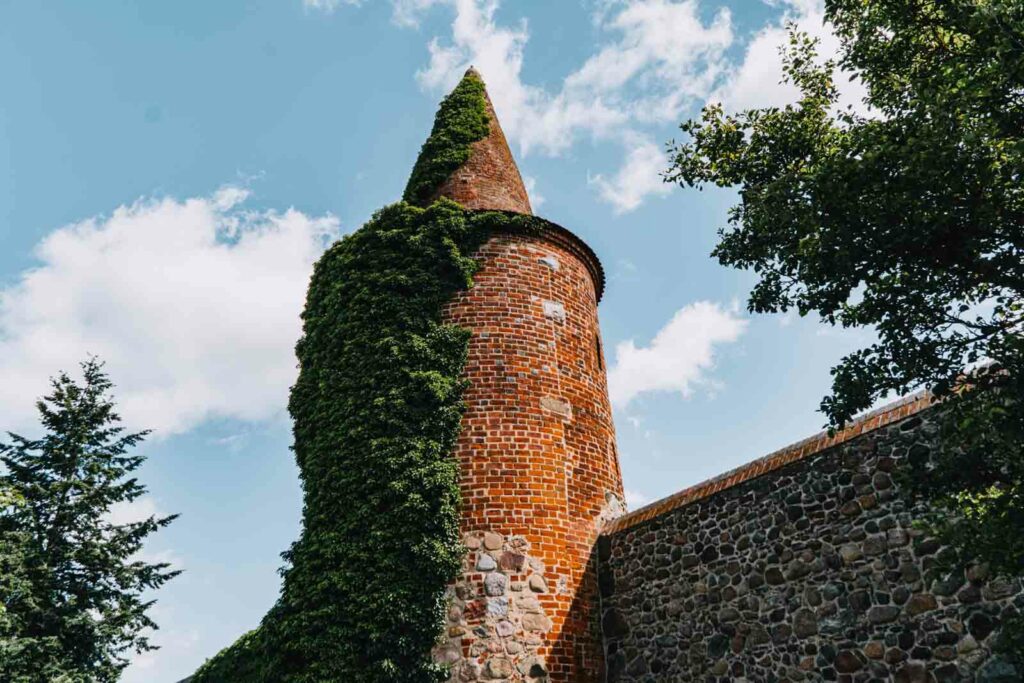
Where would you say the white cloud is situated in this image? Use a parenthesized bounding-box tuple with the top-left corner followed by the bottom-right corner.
(564, 0, 732, 124)
(303, 0, 363, 12)
(522, 175, 545, 209)
(0, 186, 339, 437)
(325, 0, 860, 212)
(391, 0, 446, 27)
(406, 0, 732, 211)
(410, 0, 732, 142)
(123, 605, 200, 683)
(624, 488, 652, 509)
(107, 496, 164, 527)
(588, 135, 672, 214)
(711, 0, 868, 114)
(608, 301, 747, 408)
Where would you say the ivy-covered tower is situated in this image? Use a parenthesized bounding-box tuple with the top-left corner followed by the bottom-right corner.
(416, 69, 625, 682)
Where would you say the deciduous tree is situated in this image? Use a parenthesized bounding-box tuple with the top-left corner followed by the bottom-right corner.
(668, 0, 1022, 657)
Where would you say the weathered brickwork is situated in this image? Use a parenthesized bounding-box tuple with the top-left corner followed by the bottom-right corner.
(431, 81, 533, 215)
(599, 407, 1022, 682)
(438, 226, 624, 681)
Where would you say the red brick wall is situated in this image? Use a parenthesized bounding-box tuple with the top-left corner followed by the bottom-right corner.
(438, 226, 623, 682)
(430, 91, 533, 215)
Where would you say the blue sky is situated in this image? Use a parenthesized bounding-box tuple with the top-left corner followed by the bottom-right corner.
(1, 1, 874, 680)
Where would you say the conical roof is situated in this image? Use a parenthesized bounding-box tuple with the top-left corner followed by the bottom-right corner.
(404, 68, 532, 215)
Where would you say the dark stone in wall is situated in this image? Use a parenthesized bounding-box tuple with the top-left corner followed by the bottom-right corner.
(599, 409, 1023, 682)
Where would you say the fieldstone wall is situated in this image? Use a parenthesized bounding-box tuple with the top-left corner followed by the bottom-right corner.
(599, 409, 1022, 682)
(435, 530, 556, 682)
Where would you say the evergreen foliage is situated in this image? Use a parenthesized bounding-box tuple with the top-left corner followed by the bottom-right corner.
(668, 0, 1023, 658)
(0, 359, 179, 681)
(0, 486, 72, 683)
(403, 70, 490, 206)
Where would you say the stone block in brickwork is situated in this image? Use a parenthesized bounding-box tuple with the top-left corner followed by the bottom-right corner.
(539, 396, 572, 420)
(538, 255, 559, 270)
(542, 299, 566, 322)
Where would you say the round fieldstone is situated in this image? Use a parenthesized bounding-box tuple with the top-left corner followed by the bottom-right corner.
(476, 554, 497, 571)
(482, 532, 503, 551)
(966, 565, 991, 585)
(868, 605, 900, 624)
(835, 650, 863, 673)
(895, 661, 928, 683)
(977, 655, 1020, 682)
(516, 656, 547, 677)
(864, 535, 887, 555)
(484, 572, 507, 597)
(793, 608, 818, 638)
(522, 613, 552, 632)
(486, 597, 508, 617)
(839, 544, 863, 564)
(708, 634, 729, 658)
(968, 612, 996, 640)
(485, 658, 512, 679)
(516, 595, 541, 613)
(904, 593, 937, 616)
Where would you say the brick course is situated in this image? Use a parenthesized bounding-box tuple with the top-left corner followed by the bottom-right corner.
(430, 77, 533, 215)
(439, 224, 624, 682)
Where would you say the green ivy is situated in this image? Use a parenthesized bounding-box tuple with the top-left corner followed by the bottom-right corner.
(190, 69, 546, 682)
(403, 70, 490, 206)
(190, 203, 550, 682)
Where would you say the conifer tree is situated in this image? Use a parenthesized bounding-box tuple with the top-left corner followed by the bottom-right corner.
(0, 358, 178, 681)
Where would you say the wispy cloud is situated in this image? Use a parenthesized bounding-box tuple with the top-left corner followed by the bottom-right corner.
(107, 496, 165, 527)
(319, 1, 860, 211)
(0, 186, 339, 436)
(588, 135, 672, 214)
(624, 488, 652, 508)
(711, 0, 868, 115)
(403, 0, 732, 212)
(522, 175, 545, 209)
(303, 0, 363, 13)
(608, 301, 747, 408)
(123, 604, 201, 683)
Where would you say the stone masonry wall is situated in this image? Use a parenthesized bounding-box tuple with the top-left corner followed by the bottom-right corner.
(599, 406, 1022, 682)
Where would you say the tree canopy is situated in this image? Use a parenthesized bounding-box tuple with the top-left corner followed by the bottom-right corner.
(0, 359, 178, 681)
(668, 0, 1022, 658)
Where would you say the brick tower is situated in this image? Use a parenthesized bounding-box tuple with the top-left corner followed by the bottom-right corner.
(422, 69, 625, 682)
